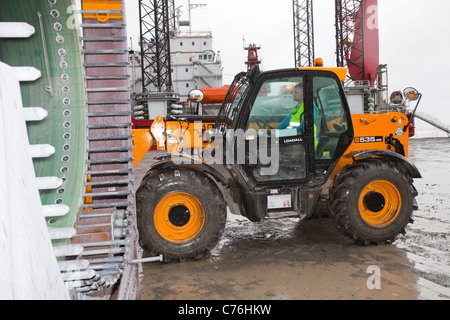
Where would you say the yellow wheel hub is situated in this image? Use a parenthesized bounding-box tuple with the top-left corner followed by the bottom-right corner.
(358, 180, 402, 228)
(154, 192, 205, 243)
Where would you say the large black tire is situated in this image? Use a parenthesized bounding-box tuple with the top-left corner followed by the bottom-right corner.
(329, 159, 417, 245)
(136, 167, 227, 262)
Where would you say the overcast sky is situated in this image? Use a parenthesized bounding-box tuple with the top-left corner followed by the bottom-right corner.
(124, 0, 450, 135)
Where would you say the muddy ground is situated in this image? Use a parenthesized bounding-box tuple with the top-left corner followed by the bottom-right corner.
(135, 138, 450, 300)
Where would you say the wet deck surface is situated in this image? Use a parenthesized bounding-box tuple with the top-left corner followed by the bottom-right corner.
(135, 138, 450, 300)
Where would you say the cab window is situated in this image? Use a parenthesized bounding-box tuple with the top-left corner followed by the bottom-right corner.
(243, 76, 308, 183)
(313, 76, 349, 160)
(246, 77, 304, 137)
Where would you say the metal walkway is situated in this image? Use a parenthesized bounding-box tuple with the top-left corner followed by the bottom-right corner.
(0, 0, 141, 300)
(415, 112, 450, 135)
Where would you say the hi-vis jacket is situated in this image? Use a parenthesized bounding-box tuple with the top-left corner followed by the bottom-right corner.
(276, 103, 320, 148)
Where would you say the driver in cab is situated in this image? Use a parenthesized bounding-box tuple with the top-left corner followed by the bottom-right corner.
(277, 83, 318, 133)
(276, 83, 319, 148)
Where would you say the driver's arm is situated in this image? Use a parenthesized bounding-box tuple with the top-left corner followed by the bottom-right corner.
(276, 114, 291, 130)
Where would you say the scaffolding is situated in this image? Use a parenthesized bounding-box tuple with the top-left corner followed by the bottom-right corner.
(139, 0, 174, 93)
(293, 0, 315, 67)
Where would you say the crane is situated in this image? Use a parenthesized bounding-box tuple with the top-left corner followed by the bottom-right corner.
(244, 43, 262, 71)
(335, 0, 379, 84)
(293, 0, 379, 83)
(293, 0, 315, 67)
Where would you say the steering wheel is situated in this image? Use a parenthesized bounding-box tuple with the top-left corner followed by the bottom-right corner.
(255, 119, 274, 130)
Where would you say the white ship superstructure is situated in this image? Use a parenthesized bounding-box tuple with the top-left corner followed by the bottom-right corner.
(129, 1, 223, 115)
(171, 31, 223, 102)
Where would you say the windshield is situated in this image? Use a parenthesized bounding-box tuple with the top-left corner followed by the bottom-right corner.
(216, 72, 250, 133)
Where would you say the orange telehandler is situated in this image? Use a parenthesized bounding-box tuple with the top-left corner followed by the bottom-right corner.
(131, 64, 421, 262)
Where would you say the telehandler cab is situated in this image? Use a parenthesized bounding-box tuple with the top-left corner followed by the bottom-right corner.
(134, 65, 421, 262)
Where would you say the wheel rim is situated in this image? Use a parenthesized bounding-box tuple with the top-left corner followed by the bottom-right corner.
(358, 180, 402, 228)
(154, 192, 205, 243)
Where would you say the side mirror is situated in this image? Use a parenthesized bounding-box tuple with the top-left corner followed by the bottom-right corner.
(248, 65, 260, 84)
(403, 87, 420, 102)
(188, 89, 204, 102)
(402, 87, 422, 131)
